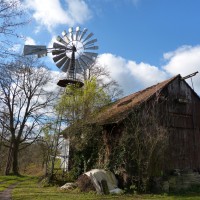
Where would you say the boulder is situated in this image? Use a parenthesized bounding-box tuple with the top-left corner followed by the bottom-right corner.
(60, 182, 77, 190)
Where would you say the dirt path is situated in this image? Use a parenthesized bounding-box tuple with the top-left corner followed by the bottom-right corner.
(0, 183, 18, 200)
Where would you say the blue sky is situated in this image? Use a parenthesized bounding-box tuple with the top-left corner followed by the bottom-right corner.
(19, 0, 200, 95)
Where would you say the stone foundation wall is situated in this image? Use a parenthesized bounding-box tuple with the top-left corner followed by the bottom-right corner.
(163, 169, 200, 192)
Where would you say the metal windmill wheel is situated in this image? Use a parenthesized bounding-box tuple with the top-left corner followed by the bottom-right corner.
(23, 26, 98, 87)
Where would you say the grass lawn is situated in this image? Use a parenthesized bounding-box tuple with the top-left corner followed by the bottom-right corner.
(1, 176, 200, 200)
(0, 175, 30, 192)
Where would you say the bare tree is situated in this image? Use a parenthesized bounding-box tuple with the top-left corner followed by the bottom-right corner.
(39, 114, 64, 182)
(87, 63, 123, 101)
(0, 0, 28, 58)
(0, 57, 56, 175)
(0, 1, 26, 35)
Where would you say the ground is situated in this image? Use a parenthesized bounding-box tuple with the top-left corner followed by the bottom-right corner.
(1, 175, 200, 199)
(0, 183, 18, 200)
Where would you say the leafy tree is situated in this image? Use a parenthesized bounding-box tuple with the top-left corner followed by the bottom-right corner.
(0, 57, 56, 175)
(58, 78, 111, 123)
(57, 77, 116, 174)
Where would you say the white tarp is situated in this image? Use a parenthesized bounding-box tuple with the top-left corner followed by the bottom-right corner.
(85, 169, 123, 194)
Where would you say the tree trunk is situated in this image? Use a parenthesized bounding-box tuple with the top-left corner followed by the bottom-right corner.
(4, 144, 12, 175)
(12, 141, 20, 175)
(49, 134, 60, 181)
(102, 129, 112, 166)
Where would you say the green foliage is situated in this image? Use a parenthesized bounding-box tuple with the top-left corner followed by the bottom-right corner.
(170, 184, 200, 195)
(106, 107, 168, 193)
(57, 78, 111, 123)
(68, 124, 103, 176)
(56, 78, 111, 175)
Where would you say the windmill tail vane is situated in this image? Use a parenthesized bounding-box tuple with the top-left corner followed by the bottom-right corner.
(23, 45, 47, 58)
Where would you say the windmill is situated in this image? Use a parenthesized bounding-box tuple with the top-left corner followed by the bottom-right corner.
(23, 26, 98, 87)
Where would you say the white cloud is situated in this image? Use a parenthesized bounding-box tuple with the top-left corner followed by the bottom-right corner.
(163, 45, 200, 94)
(97, 45, 200, 96)
(163, 45, 200, 76)
(43, 70, 67, 92)
(127, 61, 168, 87)
(97, 53, 168, 95)
(163, 45, 191, 60)
(23, 0, 92, 32)
(25, 37, 36, 45)
(97, 54, 136, 95)
(67, 0, 92, 24)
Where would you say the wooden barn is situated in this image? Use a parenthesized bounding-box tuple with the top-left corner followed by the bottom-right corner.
(94, 74, 200, 186)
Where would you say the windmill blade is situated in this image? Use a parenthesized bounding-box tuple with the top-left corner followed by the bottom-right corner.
(84, 46, 98, 50)
(23, 45, 47, 57)
(75, 26, 80, 40)
(62, 30, 71, 43)
(61, 58, 70, 72)
(74, 60, 82, 74)
(55, 56, 68, 68)
(56, 36, 68, 46)
(81, 55, 94, 65)
(79, 28, 88, 41)
(64, 35, 71, 43)
(52, 49, 66, 55)
(82, 53, 95, 62)
(77, 59, 84, 72)
(68, 27, 74, 41)
(53, 42, 66, 50)
(69, 32, 74, 41)
(62, 30, 67, 36)
(76, 58, 84, 72)
(82, 32, 94, 43)
(53, 52, 66, 63)
(83, 52, 98, 58)
(69, 27, 73, 33)
(80, 55, 93, 66)
(78, 57, 89, 70)
(74, 61, 78, 74)
(83, 38, 97, 46)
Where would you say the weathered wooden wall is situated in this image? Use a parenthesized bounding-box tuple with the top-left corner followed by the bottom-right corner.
(101, 76, 200, 173)
(162, 77, 200, 170)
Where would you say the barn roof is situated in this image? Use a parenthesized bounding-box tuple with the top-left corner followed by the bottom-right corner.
(95, 75, 180, 125)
